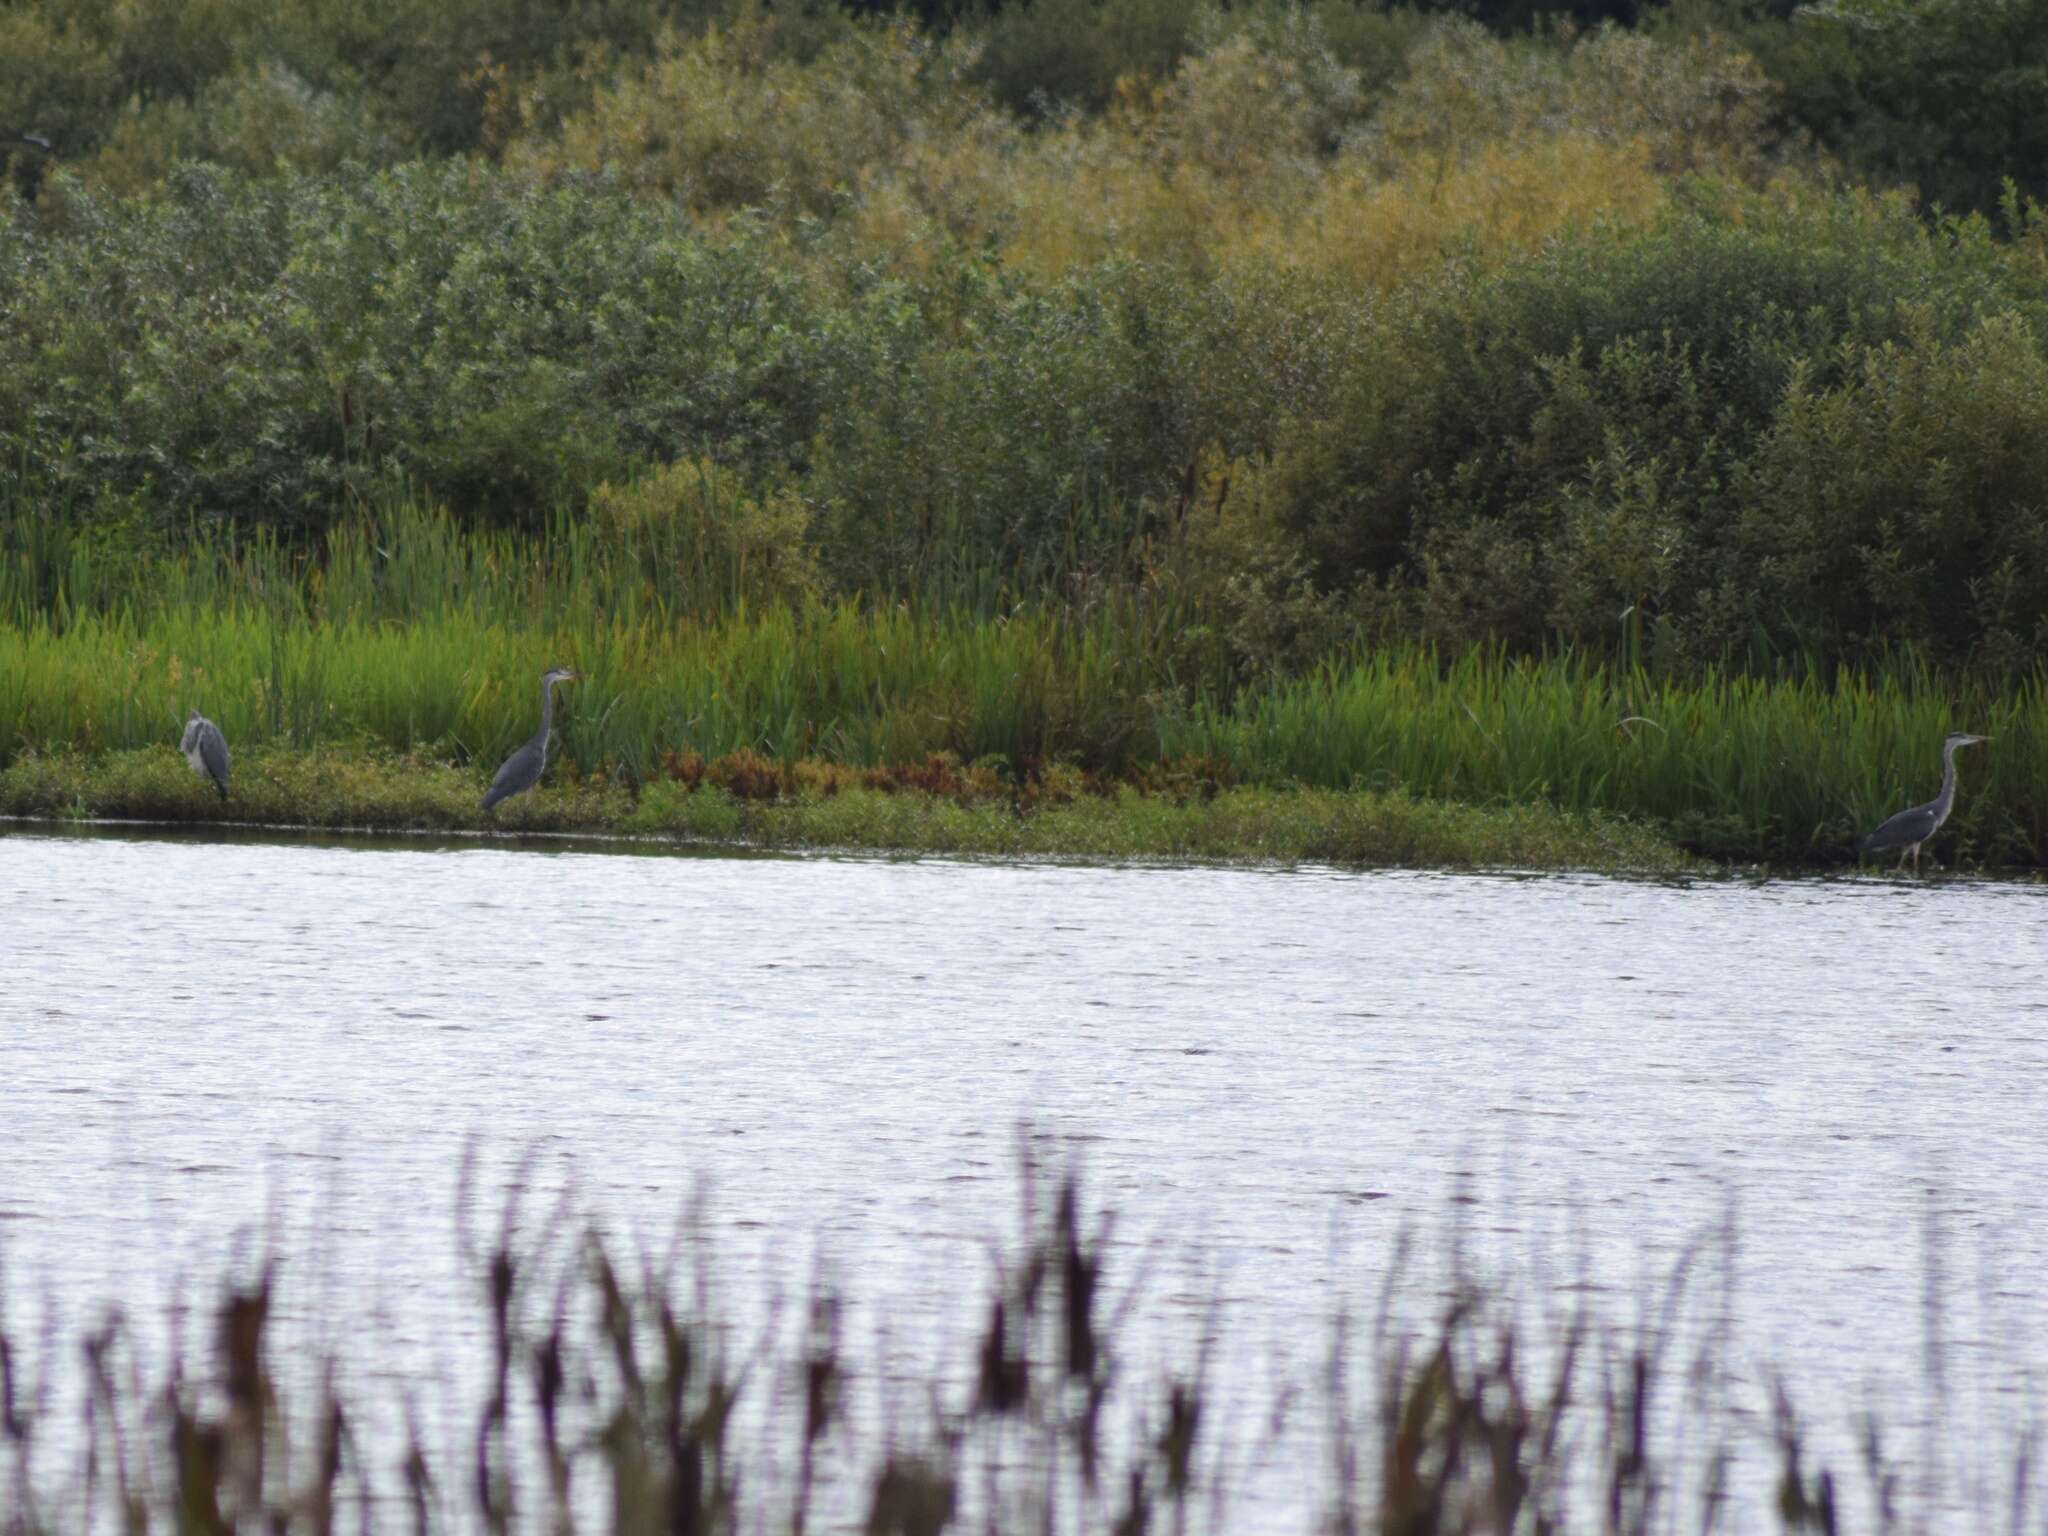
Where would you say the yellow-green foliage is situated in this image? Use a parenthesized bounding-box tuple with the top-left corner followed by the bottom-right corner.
(497, 11, 1732, 291)
(589, 457, 818, 614)
(1366, 19, 1775, 179)
(511, 16, 992, 219)
(847, 23, 1675, 288)
(1222, 132, 1666, 293)
(77, 63, 393, 195)
(1144, 444, 1353, 679)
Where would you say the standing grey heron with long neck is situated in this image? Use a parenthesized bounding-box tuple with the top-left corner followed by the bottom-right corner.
(482, 666, 581, 812)
(1859, 731, 1989, 872)
(180, 709, 230, 799)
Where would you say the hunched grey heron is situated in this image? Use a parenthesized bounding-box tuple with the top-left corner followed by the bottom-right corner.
(180, 710, 230, 799)
(481, 667, 581, 812)
(1859, 731, 1989, 872)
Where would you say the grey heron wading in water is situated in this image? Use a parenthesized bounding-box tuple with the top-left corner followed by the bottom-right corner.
(180, 710, 230, 799)
(482, 667, 581, 812)
(1859, 731, 1989, 872)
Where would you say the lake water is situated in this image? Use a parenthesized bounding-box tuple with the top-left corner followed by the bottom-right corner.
(4, 823, 2046, 1530)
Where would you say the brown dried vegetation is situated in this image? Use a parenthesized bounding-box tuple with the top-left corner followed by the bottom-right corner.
(0, 1162, 2011, 1535)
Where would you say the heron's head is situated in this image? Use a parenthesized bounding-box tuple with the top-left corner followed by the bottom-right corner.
(1945, 731, 1990, 751)
(187, 707, 203, 722)
(543, 667, 581, 688)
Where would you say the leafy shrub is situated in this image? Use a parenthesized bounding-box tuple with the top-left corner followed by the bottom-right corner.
(1151, 12, 1366, 173)
(77, 64, 397, 194)
(512, 15, 992, 219)
(590, 457, 819, 614)
(1728, 310, 2048, 670)
(969, 0, 1203, 118)
(0, 162, 832, 534)
(1270, 182, 2048, 666)
(1746, 0, 2048, 219)
(0, 9, 124, 179)
(0, 0, 698, 182)
(1145, 445, 1355, 680)
(802, 255, 1309, 599)
(1365, 16, 1776, 179)
(806, 257, 1173, 594)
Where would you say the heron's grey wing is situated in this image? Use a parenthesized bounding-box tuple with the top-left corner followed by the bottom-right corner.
(481, 740, 542, 810)
(1860, 802, 1935, 852)
(199, 722, 230, 797)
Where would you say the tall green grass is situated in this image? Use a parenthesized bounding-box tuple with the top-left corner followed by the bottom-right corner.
(5, 498, 2042, 864)
(5, 603, 2042, 864)
(1166, 650, 2048, 863)
(0, 602, 1175, 781)
(0, 480, 1175, 637)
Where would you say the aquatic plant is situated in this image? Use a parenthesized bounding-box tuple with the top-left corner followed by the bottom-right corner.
(0, 1162, 2032, 1535)
(2, 592, 2040, 866)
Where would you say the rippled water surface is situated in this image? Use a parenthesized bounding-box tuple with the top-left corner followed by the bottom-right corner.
(5, 824, 2047, 1525)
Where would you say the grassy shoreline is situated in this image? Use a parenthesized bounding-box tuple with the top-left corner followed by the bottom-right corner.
(6, 601, 2044, 867)
(0, 744, 1693, 873)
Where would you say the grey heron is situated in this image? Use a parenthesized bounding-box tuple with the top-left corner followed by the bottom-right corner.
(180, 710, 230, 799)
(1859, 731, 1989, 872)
(481, 667, 581, 812)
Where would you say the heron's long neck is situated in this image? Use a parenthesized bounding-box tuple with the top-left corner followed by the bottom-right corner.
(534, 677, 557, 745)
(1933, 741, 1962, 820)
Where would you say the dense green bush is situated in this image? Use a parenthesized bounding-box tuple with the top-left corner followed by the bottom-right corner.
(9, 157, 2048, 675)
(0, 0, 700, 169)
(74, 63, 399, 194)
(1364, 16, 1773, 177)
(7, 0, 2048, 683)
(0, 162, 831, 532)
(807, 259, 1202, 594)
(1270, 183, 2048, 669)
(1743, 0, 2048, 220)
(511, 15, 990, 217)
(0, 154, 1370, 605)
(967, 0, 1209, 117)
(965, 0, 1436, 124)
(1728, 311, 2048, 672)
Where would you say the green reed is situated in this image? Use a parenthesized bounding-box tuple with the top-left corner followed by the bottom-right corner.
(4, 496, 2044, 864)
(6, 605, 2044, 864)
(0, 603, 1172, 782)
(1164, 649, 2048, 861)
